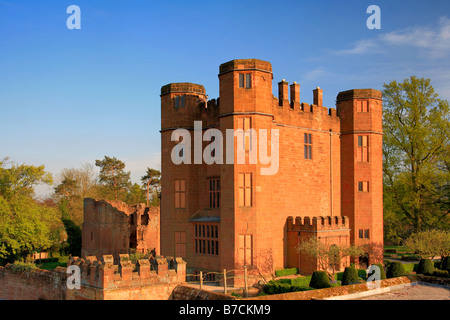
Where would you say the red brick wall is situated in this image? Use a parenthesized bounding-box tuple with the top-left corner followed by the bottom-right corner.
(0, 266, 67, 300)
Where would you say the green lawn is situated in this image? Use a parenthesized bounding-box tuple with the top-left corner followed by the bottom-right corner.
(37, 256, 69, 270)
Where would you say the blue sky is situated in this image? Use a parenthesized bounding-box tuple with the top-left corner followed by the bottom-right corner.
(1, 0, 449, 198)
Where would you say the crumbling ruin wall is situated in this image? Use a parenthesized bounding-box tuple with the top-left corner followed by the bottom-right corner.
(81, 198, 160, 261)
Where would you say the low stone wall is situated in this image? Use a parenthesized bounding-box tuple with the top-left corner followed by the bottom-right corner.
(171, 285, 236, 300)
(244, 276, 416, 300)
(0, 265, 67, 300)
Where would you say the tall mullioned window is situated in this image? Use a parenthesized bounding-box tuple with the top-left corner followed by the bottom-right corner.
(304, 133, 312, 159)
(238, 173, 252, 207)
(357, 135, 369, 162)
(174, 95, 185, 108)
(174, 180, 186, 209)
(208, 178, 220, 208)
(194, 224, 219, 255)
(357, 100, 369, 112)
(239, 73, 251, 89)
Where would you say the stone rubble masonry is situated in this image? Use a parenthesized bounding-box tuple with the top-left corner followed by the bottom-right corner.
(66, 254, 186, 300)
(0, 265, 67, 300)
(82, 198, 160, 261)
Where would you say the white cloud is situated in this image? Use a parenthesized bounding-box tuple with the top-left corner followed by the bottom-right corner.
(337, 16, 450, 58)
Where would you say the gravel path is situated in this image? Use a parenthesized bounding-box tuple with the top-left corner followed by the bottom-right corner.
(355, 283, 450, 300)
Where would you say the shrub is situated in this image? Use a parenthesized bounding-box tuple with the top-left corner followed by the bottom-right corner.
(309, 271, 331, 289)
(387, 262, 406, 278)
(290, 276, 311, 287)
(400, 254, 421, 261)
(371, 263, 387, 280)
(441, 257, 450, 271)
(290, 285, 314, 292)
(432, 270, 449, 278)
(402, 263, 415, 274)
(416, 259, 435, 275)
(9, 261, 37, 273)
(262, 280, 313, 295)
(342, 267, 359, 285)
(357, 269, 367, 280)
(274, 268, 298, 277)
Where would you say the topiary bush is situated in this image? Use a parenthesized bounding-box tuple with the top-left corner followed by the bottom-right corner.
(370, 263, 387, 280)
(309, 271, 331, 289)
(432, 270, 449, 278)
(387, 262, 406, 278)
(416, 259, 435, 275)
(263, 280, 313, 295)
(342, 267, 359, 285)
(442, 256, 450, 272)
(357, 269, 367, 280)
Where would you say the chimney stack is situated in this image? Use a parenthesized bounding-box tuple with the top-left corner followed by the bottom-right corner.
(290, 82, 300, 107)
(313, 87, 323, 106)
(278, 79, 289, 106)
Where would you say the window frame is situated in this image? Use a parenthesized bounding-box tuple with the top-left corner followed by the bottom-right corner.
(208, 177, 220, 209)
(238, 173, 252, 207)
(238, 73, 252, 89)
(194, 223, 219, 256)
(304, 133, 312, 160)
(174, 179, 186, 209)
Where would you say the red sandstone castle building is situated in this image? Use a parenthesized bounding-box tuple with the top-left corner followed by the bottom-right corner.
(160, 59, 383, 278)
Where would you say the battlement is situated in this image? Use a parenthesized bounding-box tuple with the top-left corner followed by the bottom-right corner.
(68, 254, 186, 290)
(219, 58, 273, 76)
(160, 82, 206, 97)
(336, 89, 382, 102)
(287, 215, 349, 232)
(274, 80, 340, 123)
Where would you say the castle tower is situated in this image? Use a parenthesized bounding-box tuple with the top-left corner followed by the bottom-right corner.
(337, 89, 383, 265)
(160, 82, 208, 262)
(217, 59, 277, 276)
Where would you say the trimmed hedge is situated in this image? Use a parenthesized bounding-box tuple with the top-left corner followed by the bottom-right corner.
(371, 263, 387, 280)
(309, 271, 331, 289)
(417, 259, 435, 275)
(432, 270, 449, 278)
(441, 257, 450, 271)
(274, 268, 298, 277)
(387, 262, 406, 278)
(342, 267, 359, 286)
(402, 263, 415, 274)
(263, 280, 313, 294)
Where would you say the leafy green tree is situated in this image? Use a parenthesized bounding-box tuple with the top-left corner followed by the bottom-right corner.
(0, 195, 61, 264)
(297, 235, 365, 280)
(54, 164, 98, 225)
(141, 168, 161, 206)
(0, 158, 53, 200)
(126, 183, 147, 205)
(383, 76, 450, 233)
(404, 229, 450, 260)
(95, 156, 131, 200)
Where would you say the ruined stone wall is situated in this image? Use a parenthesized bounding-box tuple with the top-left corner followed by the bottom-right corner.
(82, 198, 160, 261)
(66, 254, 186, 300)
(0, 265, 67, 300)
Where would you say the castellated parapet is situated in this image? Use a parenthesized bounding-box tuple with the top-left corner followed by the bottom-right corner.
(287, 215, 349, 232)
(68, 254, 186, 290)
